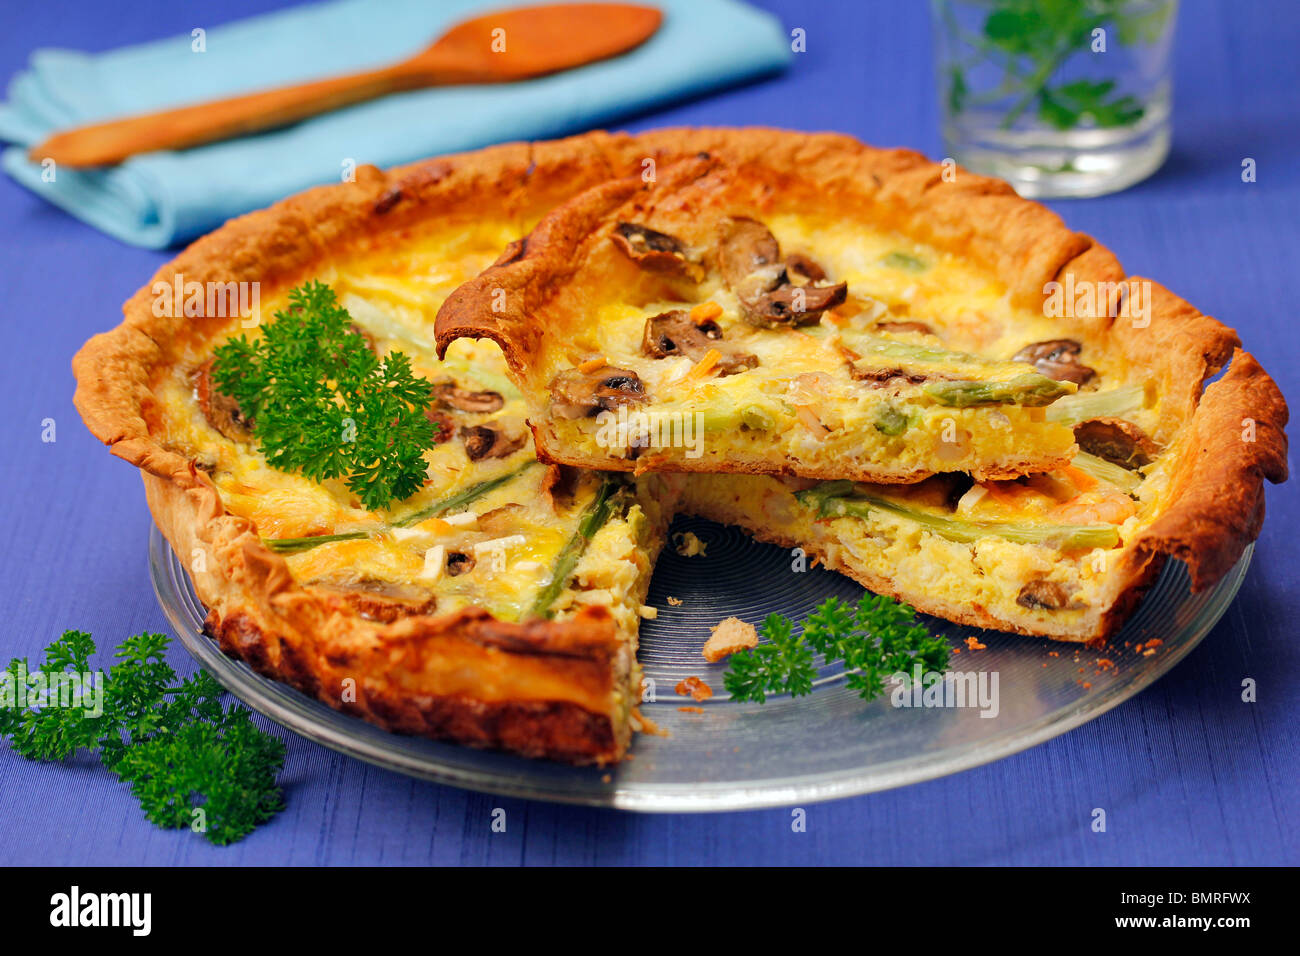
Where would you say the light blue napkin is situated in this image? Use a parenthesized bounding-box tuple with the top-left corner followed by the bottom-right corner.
(0, 0, 789, 247)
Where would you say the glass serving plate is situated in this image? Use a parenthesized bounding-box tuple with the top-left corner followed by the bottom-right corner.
(150, 518, 1250, 811)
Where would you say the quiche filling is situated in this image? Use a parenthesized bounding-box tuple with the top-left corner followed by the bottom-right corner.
(677, 450, 1159, 640)
(149, 231, 666, 650)
(145, 207, 1166, 734)
(517, 210, 1100, 482)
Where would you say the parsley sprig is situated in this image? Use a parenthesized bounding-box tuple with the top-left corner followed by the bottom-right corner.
(212, 280, 436, 511)
(723, 595, 952, 704)
(1, 631, 285, 845)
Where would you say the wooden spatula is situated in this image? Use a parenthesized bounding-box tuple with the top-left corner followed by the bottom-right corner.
(31, 3, 663, 168)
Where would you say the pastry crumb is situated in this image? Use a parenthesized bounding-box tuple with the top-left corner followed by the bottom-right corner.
(675, 675, 713, 702)
(631, 709, 668, 737)
(673, 531, 708, 557)
(637, 604, 658, 619)
(964, 636, 987, 651)
(703, 616, 758, 662)
(666, 596, 683, 606)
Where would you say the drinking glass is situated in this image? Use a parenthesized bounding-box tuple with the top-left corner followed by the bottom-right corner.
(932, 0, 1179, 198)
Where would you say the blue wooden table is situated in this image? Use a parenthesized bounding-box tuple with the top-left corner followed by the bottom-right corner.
(0, 0, 1294, 866)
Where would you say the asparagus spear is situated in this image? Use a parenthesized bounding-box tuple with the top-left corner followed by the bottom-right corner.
(841, 334, 1074, 408)
(922, 373, 1073, 408)
(881, 251, 928, 272)
(264, 531, 370, 554)
(851, 334, 994, 367)
(874, 404, 910, 435)
(1045, 384, 1145, 423)
(261, 461, 538, 554)
(797, 483, 1119, 549)
(392, 461, 538, 528)
(528, 476, 626, 619)
(1070, 451, 1142, 492)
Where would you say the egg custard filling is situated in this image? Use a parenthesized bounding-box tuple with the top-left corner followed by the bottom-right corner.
(438, 163, 1095, 484)
(164, 244, 670, 622)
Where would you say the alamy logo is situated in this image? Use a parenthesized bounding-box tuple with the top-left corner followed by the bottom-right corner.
(890, 664, 999, 718)
(1042, 275, 1151, 327)
(49, 886, 151, 936)
(0, 662, 103, 717)
(151, 272, 261, 327)
(594, 405, 705, 459)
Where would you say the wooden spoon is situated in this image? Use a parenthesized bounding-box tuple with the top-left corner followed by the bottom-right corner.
(31, 3, 662, 168)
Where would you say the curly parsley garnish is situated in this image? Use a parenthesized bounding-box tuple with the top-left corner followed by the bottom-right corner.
(723, 595, 951, 703)
(1, 631, 285, 845)
(212, 280, 436, 511)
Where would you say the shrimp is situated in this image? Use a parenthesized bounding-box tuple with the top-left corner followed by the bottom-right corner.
(1052, 488, 1136, 526)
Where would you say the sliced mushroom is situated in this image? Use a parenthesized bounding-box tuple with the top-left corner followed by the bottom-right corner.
(548, 366, 647, 419)
(1012, 339, 1096, 385)
(424, 407, 456, 444)
(784, 252, 827, 283)
(746, 282, 848, 328)
(849, 364, 934, 387)
(461, 423, 528, 461)
(1074, 418, 1159, 469)
(310, 576, 436, 623)
(431, 382, 505, 414)
(195, 359, 253, 442)
(718, 217, 783, 294)
(478, 503, 525, 535)
(876, 320, 935, 336)
(1016, 579, 1080, 611)
(446, 551, 476, 576)
(640, 310, 757, 375)
(541, 463, 582, 511)
(717, 216, 848, 328)
(191, 453, 218, 473)
(610, 222, 702, 279)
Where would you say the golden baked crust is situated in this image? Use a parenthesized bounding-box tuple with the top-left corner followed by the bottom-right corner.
(73, 128, 1288, 769)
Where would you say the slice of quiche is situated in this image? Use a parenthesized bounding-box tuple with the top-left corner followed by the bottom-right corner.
(437, 139, 1286, 643)
(436, 154, 1085, 482)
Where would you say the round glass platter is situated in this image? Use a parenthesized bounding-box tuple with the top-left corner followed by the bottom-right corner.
(150, 518, 1251, 812)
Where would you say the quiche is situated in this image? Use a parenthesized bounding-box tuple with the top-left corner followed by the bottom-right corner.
(73, 128, 1287, 765)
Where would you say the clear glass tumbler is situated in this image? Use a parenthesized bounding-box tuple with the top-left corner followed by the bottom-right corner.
(932, 0, 1179, 198)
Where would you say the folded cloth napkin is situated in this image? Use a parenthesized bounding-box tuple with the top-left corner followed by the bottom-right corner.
(0, 0, 788, 248)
